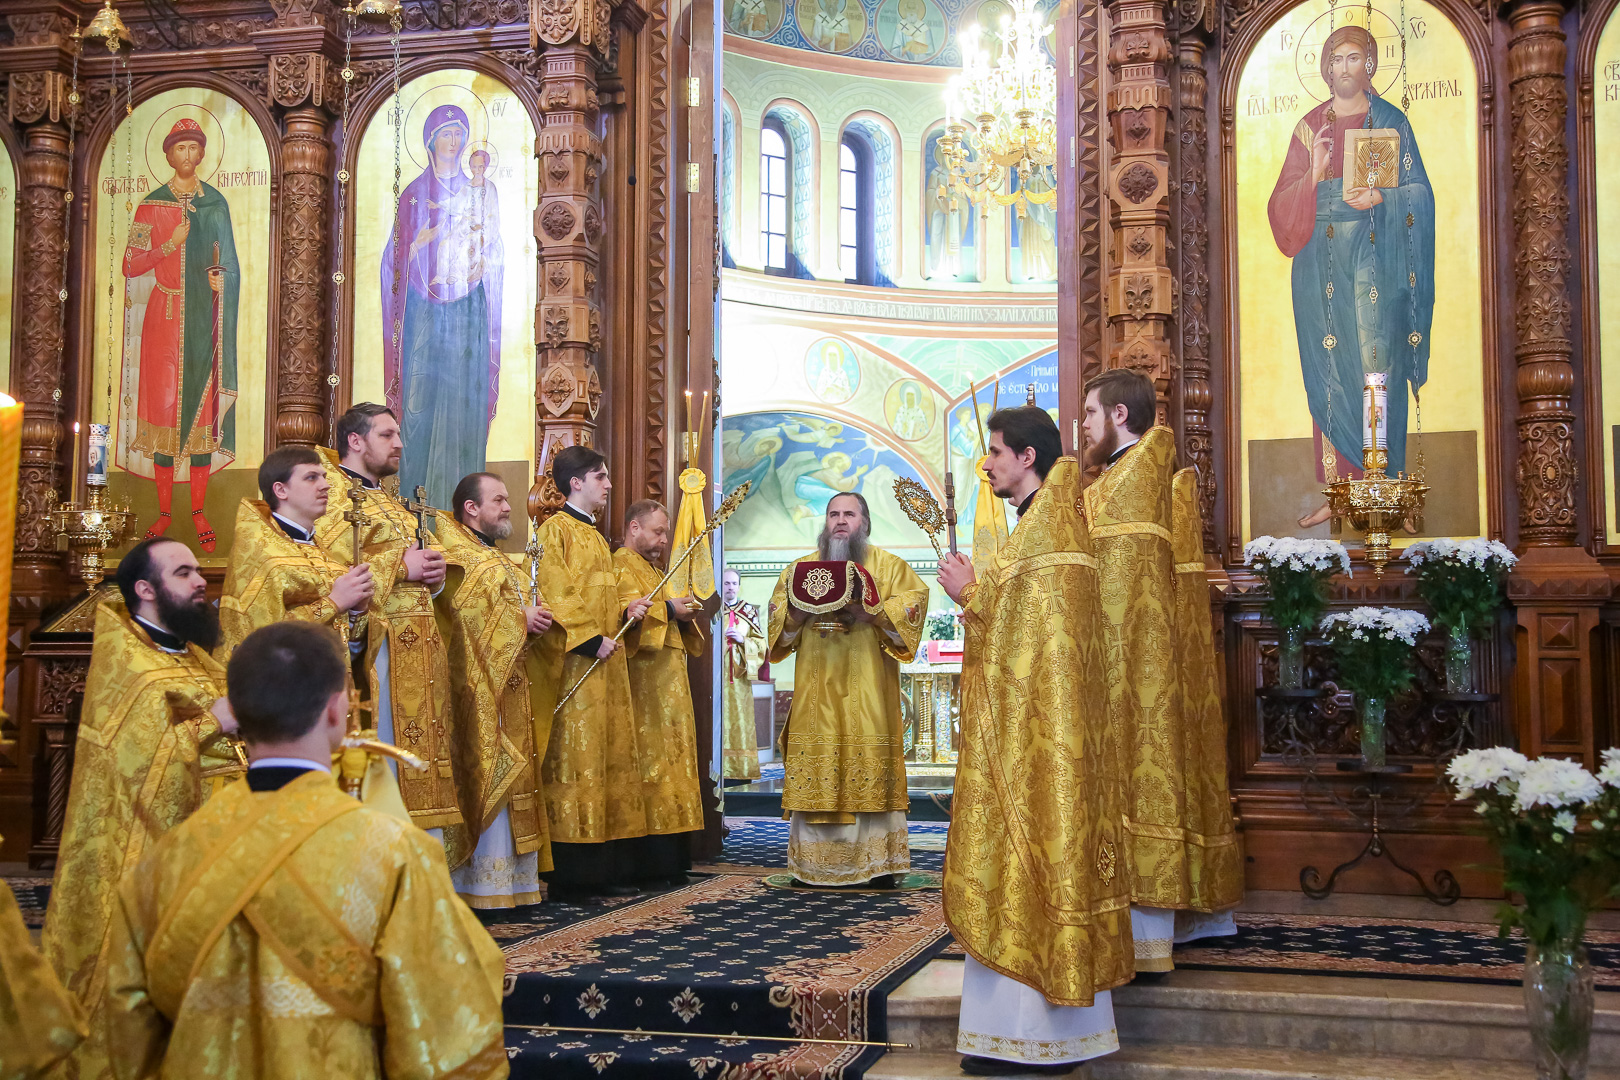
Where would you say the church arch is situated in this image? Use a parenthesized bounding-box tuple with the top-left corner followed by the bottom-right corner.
(1216, 0, 1504, 561)
(73, 75, 281, 553)
(1576, 0, 1620, 550)
(342, 61, 542, 511)
(841, 113, 901, 286)
(762, 99, 820, 278)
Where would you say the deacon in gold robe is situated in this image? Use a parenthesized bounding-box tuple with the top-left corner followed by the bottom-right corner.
(938, 406, 1133, 1074)
(217, 445, 375, 661)
(0, 837, 86, 1080)
(721, 567, 765, 781)
(43, 538, 244, 1080)
(312, 404, 464, 853)
(615, 500, 706, 887)
(1081, 370, 1242, 974)
(104, 622, 509, 1080)
(766, 492, 926, 887)
(535, 446, 653, 896)
(437, 471, 557, 908)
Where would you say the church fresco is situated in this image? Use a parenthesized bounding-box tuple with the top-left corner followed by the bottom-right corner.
(1592, 8, 1620, 544)
(90, 86, 272, 557)
(1235, 0, 1486, 544)
(351, 68, 538, 511)
(924, 128, 978, 282)
(724, 0, 1054, 68)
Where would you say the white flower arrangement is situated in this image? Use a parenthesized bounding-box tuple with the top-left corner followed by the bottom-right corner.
(1447, 746, 1531, 800)
(1404, 537, 1518, 572)
(1244, 535, 1353, 576)
(1318, 605, 1431, 645)
(1598, 748, 1620, 789)
(1514, 757, 1605, 814)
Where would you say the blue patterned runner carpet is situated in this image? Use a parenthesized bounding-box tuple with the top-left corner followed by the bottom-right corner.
(697, 816, 948, 875)
(495, 873, 953, 1078)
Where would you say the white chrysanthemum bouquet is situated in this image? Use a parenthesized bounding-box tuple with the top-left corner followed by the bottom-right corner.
(1448, 747, 1620, 951)
(1317, 606, 1431, 700)
(1405, 538, 1517, 636)
(1243, 536, 1352, 635)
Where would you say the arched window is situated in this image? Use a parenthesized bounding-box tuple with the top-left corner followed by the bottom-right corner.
(838, 134, 876, 285)
(760, 119, 790, 274)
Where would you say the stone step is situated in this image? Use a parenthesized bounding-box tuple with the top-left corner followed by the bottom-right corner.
(886, 961, 1620, 1066)
(869, 1048, 1620, 1080)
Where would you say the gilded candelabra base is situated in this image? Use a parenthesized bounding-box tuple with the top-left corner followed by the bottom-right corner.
(1323, 448, 1429, 578)
(49, 484, 136, 588)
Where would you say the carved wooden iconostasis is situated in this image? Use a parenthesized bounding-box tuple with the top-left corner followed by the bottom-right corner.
(0, 0, 720, 862)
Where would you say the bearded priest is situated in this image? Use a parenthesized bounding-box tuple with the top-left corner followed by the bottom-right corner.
(614, 500, 706, 888)
(721, 567, 765, 781)
(313, 404, 464, 855)
(766, 492, 927, 888)
(1081, 370, 1243, 974)
(937, 406, 1133, 1076)
(43, 538, 245, 1080)
(436, 472, 556, 908)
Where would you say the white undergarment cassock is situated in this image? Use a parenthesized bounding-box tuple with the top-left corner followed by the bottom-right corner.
(956, 955, 1118, 1065)
(1131, 905, 1176, 972)
(786, 810, 909, 885)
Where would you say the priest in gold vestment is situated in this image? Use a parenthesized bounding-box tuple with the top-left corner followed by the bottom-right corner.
(616, 500, 705, 887)
(767, 492, 926, 887)
(535, 446, 654, 896)
(1, 838, 86, 1080)
(1081, 370, 1242, 974)
(721, 567, 765, 780)
(217, 446, 375, 661)
(939, 405, 1132, 1075)
(312, 405, 463, 852)
(438, 471, 557, 907)
(104, 622, 509, 1080)
(43, 538, 244, 1080)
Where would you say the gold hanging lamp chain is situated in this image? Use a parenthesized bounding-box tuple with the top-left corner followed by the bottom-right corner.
(328, 8, 359, 446)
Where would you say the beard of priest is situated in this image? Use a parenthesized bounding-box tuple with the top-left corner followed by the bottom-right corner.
(936, 407, 1134, 1076)
(42, 537, 241, 1080)
(766, 491, 927, 888)
(434, 472, 555, 909)
(103, 621, 509, 1080)
(533, 446, 658, 897)
(1080, 370, 1244, 974)
(612, 501, 706, 888)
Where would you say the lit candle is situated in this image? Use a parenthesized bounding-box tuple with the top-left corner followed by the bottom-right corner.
(87, 423, 109, 487)
(685, 389, 694, 435)
(70, 421, 81, 499)
(0, 397, 24, 620)
(1362, 373, 1389, 452)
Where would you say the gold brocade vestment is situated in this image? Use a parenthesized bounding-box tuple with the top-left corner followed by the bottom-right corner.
(42, 603, 242, 1080)
(104, 771, 509, 1080)
(435, 517, 551, 870)
(614, 547, 705, 835)
(766, 546, 926, 820)
(217, 499, 360, 661)
(944, 458, 1133, 1007)
(722, 602, 765, 780)
(534, 509, 646, 842)
(0, 838, 86, 1080)
(1081, 429, 1241, 913)
(312, 448, 461, 835)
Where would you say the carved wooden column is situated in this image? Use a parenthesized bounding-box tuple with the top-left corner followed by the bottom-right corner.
(1176, 33, 1215, 550)
(11, 109, 71, 596)
(1503, 0, 1610, 764)
(1103, 0, 1175, 418)
(273, 105, 333, 447)
(531, 2, 613, 515)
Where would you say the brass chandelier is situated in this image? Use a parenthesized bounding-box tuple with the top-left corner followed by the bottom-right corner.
(940, 0, 1056, 221)
(1324, 373, 1429, 578)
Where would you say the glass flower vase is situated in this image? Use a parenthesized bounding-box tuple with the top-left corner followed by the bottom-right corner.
(1277, 625, 1306, 690)
(1445, 625, 1474, 694)
(1359, 696, 1386, 768)
(1524, 941, 1594, 1080)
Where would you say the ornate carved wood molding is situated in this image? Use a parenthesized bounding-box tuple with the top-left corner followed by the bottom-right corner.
(1177, 33, 1215, 551)
(1508, 0, 1578, 546)
(1056, 0, 1105, 429)
(1104, 0, 1175, 419)
(529, 9, 614, 518)
(273, 107, 331, 447)
(13, 119, 69, 593)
